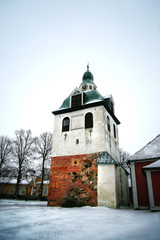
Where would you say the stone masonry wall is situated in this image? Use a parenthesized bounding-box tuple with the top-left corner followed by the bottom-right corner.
(48, 153, 98, 207)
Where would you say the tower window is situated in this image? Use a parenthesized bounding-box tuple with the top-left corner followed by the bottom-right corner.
(113, 124, 116, 138)
(107, 116, 110, 132)
(110, 101, 114, 113)
(71, 94, 82, 107)
(62, 117, 70, 132)
(85, 112, 93, 128)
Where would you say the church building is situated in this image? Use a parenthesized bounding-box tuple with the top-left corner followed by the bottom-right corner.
(48, 66, 129, 208)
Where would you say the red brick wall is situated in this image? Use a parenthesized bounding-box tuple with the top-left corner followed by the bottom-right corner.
(135, 161, 154, 207)
(151, 171, 160, 206)
(48, 153, 98, 207)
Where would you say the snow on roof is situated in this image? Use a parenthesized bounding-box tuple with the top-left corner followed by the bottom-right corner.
(104, 94, 112, 99)
(36, 181, 49, 185)
(130, 134, 160, 161)
(0, 178, 17, 184)
(84, 99, 102, 105)
(21, 179, 32, 185)
(0, 178, 32, 185)
(143, 159, 160, 169)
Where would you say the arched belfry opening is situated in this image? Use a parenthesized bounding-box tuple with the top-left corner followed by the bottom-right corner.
(62, 117, 70, 132)
(85, 112, 93, 129)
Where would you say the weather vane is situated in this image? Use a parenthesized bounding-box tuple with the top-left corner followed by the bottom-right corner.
(87, 63, 89, 71)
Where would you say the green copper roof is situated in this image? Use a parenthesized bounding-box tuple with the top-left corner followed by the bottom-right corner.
(97, 151, 118, 165)
(84, 90, 104, 103)
(53, 89, 120, 125)
(82, 70, 94, 83)
(60, 96, 70, 109)
(52, 66, 120, 125)
(81, 65, 94, 84)
(59, 90, 104, 110)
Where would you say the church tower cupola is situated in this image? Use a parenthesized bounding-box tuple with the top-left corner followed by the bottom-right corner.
(80, 64, 97, 91)
(82, 64, 94, 82)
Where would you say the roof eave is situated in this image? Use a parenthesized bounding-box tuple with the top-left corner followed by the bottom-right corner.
(129, 156, 160, 162)
(52, 101, 120, 125)
(143, 167, 160, 171)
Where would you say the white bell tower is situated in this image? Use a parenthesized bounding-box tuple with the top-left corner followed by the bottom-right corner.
(48, 66, 129, 208)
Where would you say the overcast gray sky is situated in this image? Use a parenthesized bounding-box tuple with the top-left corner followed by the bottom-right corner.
(0, 0, 160, 154)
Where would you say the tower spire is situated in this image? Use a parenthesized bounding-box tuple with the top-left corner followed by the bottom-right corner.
(87, 63, 89, 71)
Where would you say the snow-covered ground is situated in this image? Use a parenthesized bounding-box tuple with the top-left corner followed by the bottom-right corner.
(0, 200, 160, 240)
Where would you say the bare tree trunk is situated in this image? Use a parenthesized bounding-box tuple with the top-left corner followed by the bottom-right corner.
(12, 129, 35, 198)
(35, 132, 52, 200)
(39, 157, 45, 198)
(16, 166, 22, 197)
(0, 136, 12, 177)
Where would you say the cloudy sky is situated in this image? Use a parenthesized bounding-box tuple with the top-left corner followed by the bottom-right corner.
(0, 0, 160, 154)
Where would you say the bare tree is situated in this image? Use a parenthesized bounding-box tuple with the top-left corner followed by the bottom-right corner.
(119, 148, 131, 172)
(0, 136, 12, 177)
(12, 129, 35, 196)
(35, 132, 52, 198)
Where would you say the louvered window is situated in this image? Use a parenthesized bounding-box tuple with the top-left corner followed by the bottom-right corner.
(71, 94, 82, 107)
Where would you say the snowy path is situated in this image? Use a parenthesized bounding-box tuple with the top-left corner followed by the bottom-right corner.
(0, 200, 160, 240)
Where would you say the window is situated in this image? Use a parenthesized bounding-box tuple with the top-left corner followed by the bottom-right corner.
(89, 85, 92, 90)
(0, 185, 5, 193)
(20, 186, 25, 195)
(107, 116, 110, 132)
(70, 88, 83, 108)
(113, 124, 116, 138)
(71, 94, 82, 107)
(37, 185, 40, 196)
(62, 117, 70, 132)
(85, 112, 93, 128)
(76, 139, 79, 144)
(43, 185, 48, 195)
(10, 185, 15, 194)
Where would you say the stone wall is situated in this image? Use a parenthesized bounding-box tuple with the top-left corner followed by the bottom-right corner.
(48, 153, 98, 207)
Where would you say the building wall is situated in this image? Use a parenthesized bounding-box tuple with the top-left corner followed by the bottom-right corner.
(132, 160, 154, 208)
(117, 166, 130, 206)
(0, 180, 48, 197)
(102, 107, 119, 162)
(0, 183, 14, 194)
(50, 101, 122, 208)
(48, 153, 98, 207)
(98, 164, 118, 208)
(0, 183, 30, 195)
(52, 106, 119, 162)
(151, 171, 160, 207)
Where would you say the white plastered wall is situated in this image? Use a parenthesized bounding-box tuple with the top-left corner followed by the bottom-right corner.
(52, 105, 119, 161)
(98, 164, 118, 208)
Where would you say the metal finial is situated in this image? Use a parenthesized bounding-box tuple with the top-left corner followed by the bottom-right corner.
(87, 63, 89, 71)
